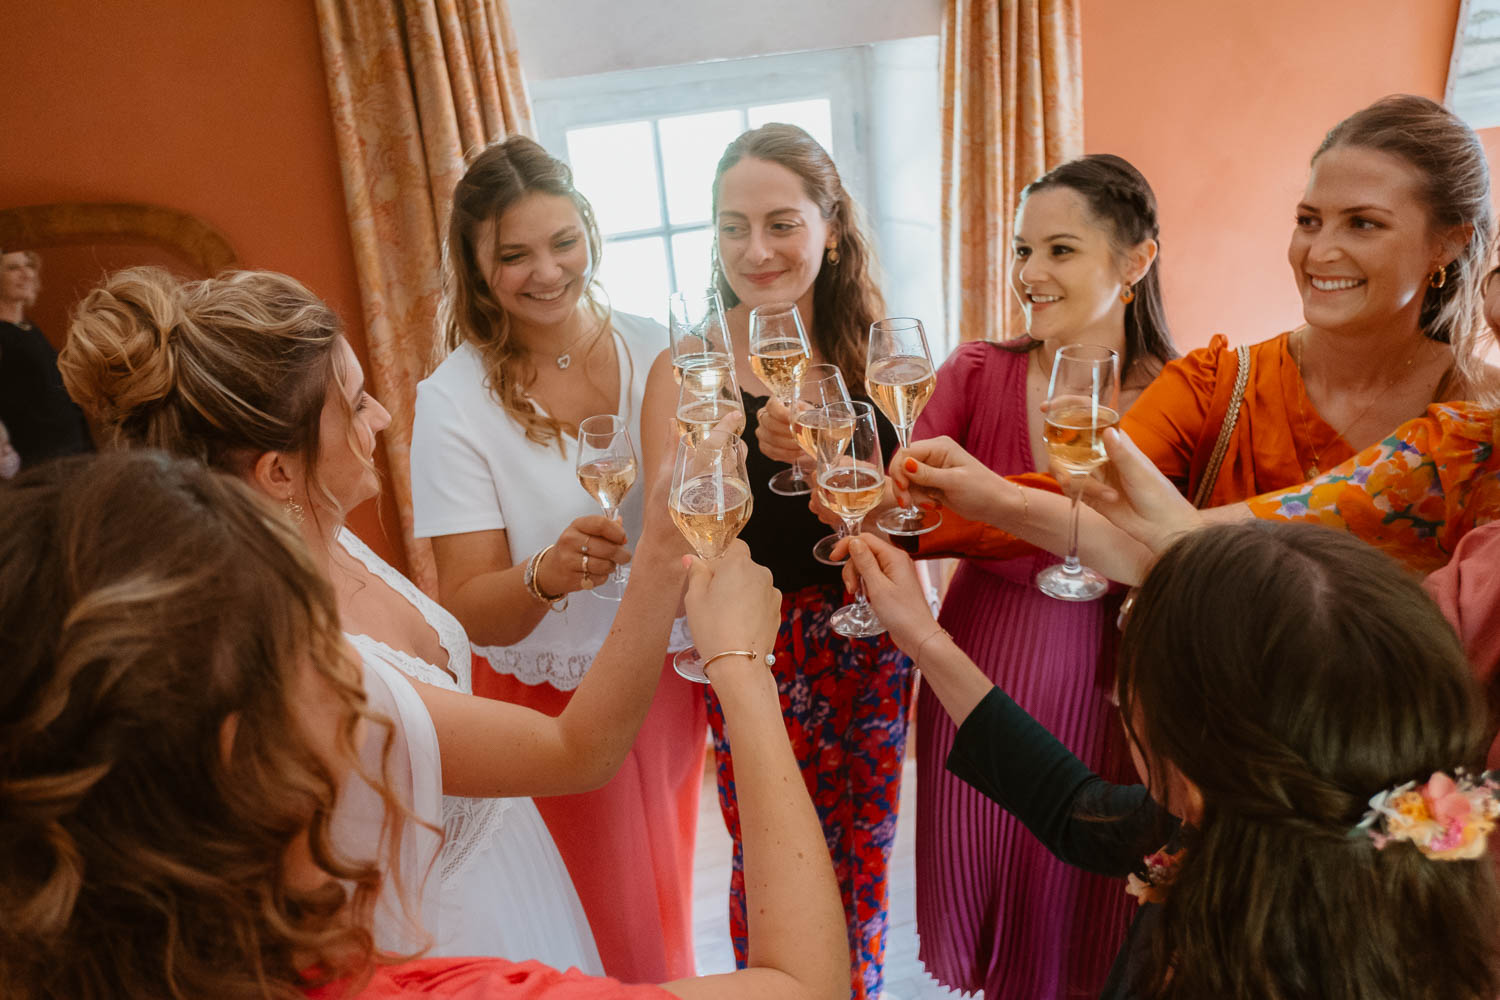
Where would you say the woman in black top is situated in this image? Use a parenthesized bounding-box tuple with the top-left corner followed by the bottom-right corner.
(641, 124, 909, 1000)
(842, 521, 1499, 999)
(0, 250, 93, 468)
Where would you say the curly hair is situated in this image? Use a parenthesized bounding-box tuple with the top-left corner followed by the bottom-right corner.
(0, 451, 403, 999)
(1118, 520, 1499, 999)
(710, 123, 885, 393)
(440, 136, 612, 452)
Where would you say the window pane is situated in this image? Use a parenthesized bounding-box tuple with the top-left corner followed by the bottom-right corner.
(566, 121, 662, 235)
(658, 109, 746, 226)
(671, 228, 715, 299)
(748, 99, 834, 152)
(599, 236, 670, 325)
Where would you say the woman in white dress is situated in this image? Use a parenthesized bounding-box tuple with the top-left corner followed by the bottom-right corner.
(412, 136, 705, 982)
(58, 266, 695, 967)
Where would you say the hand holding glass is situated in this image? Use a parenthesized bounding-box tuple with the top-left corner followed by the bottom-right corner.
(749, 302, 813, 496)
(865, 317, 940, 537)
(576, 414, 638, 601)
(791, 363, 852, 564)
(817, 401, 887, 637)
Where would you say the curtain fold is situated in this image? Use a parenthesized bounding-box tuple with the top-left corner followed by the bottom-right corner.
(941, 0, 1083, 344)
(316, 0, 533, 590)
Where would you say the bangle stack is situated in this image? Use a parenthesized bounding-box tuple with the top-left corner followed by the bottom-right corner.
(524, 544, 569, 612)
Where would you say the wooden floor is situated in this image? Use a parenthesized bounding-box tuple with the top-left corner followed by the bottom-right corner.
(691, 757, 971, 999)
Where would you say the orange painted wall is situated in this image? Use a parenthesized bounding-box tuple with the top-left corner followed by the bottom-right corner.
(1081, 0, 1465, 353)
(2, 0, 403, 568)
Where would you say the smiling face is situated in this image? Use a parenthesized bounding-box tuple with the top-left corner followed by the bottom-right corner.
(476, 192, 592, 330)
(715, 156, 833, 314)
(309, 337, 389, 515)
(1010, 186, 1132, 342)
(1289, 145, 1447, 338)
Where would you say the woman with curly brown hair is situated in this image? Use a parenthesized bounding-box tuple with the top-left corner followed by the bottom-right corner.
(640, 124, 908, 999)
(0, 449, 850, 1000)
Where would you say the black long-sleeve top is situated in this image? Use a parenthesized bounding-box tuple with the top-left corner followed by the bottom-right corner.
(947, 686, 1181, 999)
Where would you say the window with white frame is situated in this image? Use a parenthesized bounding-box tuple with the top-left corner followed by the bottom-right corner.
(532, 49, 869, 326)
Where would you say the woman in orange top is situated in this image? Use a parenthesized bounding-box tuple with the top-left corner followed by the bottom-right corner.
(902, 94, 1496, 564)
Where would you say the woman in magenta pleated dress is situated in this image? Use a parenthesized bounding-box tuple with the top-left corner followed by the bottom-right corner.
(910, 155, 1178, 999)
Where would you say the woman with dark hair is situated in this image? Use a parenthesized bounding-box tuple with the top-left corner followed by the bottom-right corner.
(840, 521, 1500, 1000)
(0, 450, 853, 1000)
(412, 137, 707, 980)
(898, 153, 1175, 1000)
(639, 123, 907, 999)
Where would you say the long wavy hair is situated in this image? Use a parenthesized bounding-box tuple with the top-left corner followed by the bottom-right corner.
(1007, 154, 1178, 382)
(0, 451, 406, 999)
(1117, 521, 1498, 999)
(1315, 95, 1494, 394)
(440, 136, 611, 451)
(710, 124, 885, 393)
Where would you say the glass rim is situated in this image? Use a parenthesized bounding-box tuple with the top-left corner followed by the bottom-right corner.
(578, 413, 628, 440)
(870, 316, 926, 332)
(1054, 343, 1119, 363)
(748, 300, 799, 318)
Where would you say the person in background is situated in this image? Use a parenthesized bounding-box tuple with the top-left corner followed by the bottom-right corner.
(0, 249, 92, 468)
(898, 154, 1176, 1000)
(0, 449, 850, 1000)
(640, 123, 908, 1000)
(0, 421, 19, 479)
(413, 136, 706, 982)
(841, 521, 1500, 1000)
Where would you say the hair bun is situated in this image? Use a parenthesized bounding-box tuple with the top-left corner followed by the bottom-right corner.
(60, 267, 194, 444)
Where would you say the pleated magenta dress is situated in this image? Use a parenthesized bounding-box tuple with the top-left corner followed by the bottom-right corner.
(913, 342, 1135, 999)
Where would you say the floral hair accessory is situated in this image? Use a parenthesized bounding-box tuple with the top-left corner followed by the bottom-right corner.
(1353, 769, 1500, 861)
(1125, 845, 1184, 905)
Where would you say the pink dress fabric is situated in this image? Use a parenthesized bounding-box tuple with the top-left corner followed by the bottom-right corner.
(476, 656, 707, 984)
(306, 957, 674, 999)
(912, 342, 1134, 999)
(1423, 520, 1500, 770)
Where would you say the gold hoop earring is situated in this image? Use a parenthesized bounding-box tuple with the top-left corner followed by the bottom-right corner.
(1120, 285, 1136, 304)
(826, 245, 840, 266)
(284, 497, 305, 525)
(1429, 266, 1447, 290)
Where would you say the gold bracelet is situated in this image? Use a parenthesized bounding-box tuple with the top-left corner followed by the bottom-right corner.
(700, 648, 778, 678)
(914, 626, 952, 670)
(524, 544, 569, 611)
(1014, 481, 1030, 529)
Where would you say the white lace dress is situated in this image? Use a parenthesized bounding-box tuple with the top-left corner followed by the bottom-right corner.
(339, 529, 603, 971)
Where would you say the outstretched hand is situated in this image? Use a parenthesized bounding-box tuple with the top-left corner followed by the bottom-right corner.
(834, 533, 936, 652)
(887, 436, 1006, 525)
(1074, 427, 1203, 554)
(683, 541, 782, 680)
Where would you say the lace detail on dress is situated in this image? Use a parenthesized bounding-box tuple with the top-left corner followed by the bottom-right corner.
(477, 615, 694, 690)
(338, 529, 515, 881)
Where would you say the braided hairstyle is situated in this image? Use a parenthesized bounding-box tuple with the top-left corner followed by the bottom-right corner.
(1118, 520, 1498, 999)
(1009, 154, 1178, 380)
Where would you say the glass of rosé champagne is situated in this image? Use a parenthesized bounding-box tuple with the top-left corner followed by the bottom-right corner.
(866, 317, 941, 540)
(575, 414, 638, 601)
(817, 401, 887, 637)
(748, 302, 812, 496)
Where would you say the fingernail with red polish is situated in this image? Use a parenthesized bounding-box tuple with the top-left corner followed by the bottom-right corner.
(904, 458, 919, 473)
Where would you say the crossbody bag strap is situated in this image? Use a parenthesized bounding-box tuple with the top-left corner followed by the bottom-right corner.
(1191, 344, 1251, 509)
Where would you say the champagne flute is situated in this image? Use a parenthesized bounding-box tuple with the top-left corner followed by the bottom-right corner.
(675, 371, 746, 442)
(748, 302, 812, 496)
(790, 364, 853, 564)
(817, 401, 887, 637)
(1035, 344, 1120, 602)
(669, 289, 733, 391)
(669, 432, 755, 682)
(575, 414, 638, 602)
(866, 317, 941, 538)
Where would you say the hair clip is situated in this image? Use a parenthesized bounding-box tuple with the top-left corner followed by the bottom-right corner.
(1352, 769, 1500, 861)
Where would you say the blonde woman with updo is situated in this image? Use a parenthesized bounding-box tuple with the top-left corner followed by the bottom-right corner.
(58, 266, 712, 968)
(413, 137, 706, 981)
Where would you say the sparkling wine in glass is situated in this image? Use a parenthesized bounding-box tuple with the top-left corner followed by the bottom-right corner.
(817, 401, 887, 637)
(748, 302, 812, 496)
(576, 414, 638, 602)
(1035, 344, 1119, 602)
(669, 432, 755, 682)
(791, 364, 853, 564)
(675, 363, 746, 442)
(669, 289, 734, 391)
(865, 317, 941, 538)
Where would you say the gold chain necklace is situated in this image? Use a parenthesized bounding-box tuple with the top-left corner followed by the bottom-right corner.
(1291, 328, 1426, 477)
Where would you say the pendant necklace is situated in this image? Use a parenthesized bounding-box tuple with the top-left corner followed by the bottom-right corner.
(553, 319, 604, 370)
(1292, 329, 1427, 478)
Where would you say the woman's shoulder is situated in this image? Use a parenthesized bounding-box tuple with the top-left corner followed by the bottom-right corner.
(1417, 401, 1500, 451)
(609, 310, 668, 350)
(419, 342, 487, 400)
(940, 338, 1023, 378)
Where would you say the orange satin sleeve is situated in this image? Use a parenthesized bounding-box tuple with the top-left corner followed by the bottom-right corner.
(914, 472, 1064, 560)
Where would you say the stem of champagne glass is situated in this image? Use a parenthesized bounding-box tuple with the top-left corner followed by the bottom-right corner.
(846, 515, 871, 609)
(607, 505, 627, 583)
(1062, 477, 1083, 576)
(896, 424, 916, 516)
(785, 393, 805, 485)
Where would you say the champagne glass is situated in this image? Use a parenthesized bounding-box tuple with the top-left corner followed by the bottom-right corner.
(669, 289, 733, 391)
(575, 414, 638, 602)
(1035, 344, 1120, 602)
(817, 401, 887, 637)
(866, 317, 941, 538)
(675, 366, 746, 442)
(791, 364, 853, 564)
(748, 302, 812, 496)
(669, 432, 755, 682)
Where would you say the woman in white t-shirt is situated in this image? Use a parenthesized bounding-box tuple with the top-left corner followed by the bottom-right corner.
(412, 136, 707, 983)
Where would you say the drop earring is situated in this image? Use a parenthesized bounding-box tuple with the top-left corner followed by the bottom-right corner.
(284, 497, 305, 525)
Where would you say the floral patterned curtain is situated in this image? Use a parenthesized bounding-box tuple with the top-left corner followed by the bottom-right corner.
(316, 0, 533, 590)
(941, 0, 1083, 343)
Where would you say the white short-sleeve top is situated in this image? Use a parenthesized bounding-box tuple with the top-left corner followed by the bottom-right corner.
(410, 311, 664, 690)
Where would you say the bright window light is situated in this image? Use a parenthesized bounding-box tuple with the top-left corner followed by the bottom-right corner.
(748, 99, 834, 151)
(566, 121, 662, 235)
(598, 236, 670, 324)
